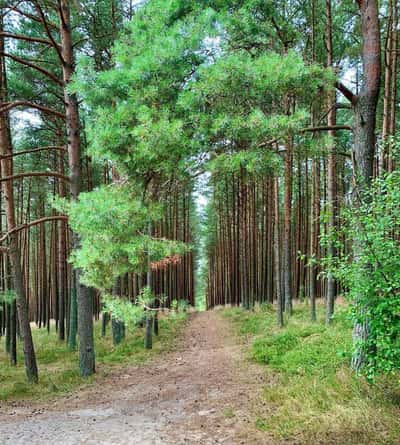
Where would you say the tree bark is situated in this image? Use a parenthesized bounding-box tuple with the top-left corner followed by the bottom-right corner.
(57, 152, 67, 341)
(338, 0, 381, 372)
(388, 0, 398, 172)
(283, 138, 293, 314)
(111, 278, 125, 345)
(0, 17, 38, 382)
(351, 0, 380, 187)
(325, 0, 337, 324)
(58, 0, 95, 376)
(144, 220, 153, 349)
(274, 176, 283, 327)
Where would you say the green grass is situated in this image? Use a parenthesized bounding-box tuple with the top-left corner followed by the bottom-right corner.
(223, 302, 400, 445)
(223, 406, 235, 418)
(0, 312, 187, 402)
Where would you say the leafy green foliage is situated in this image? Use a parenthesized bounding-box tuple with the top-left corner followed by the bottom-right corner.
(208, 148, 282, 177)
(102, 286, 156, 325)
(171, 299, 190, 312)
(322, 165, 400, 378)
(70, 2, 337, 318)
(102, 294, 145, 325)
(73, 1, 219, 184)
(179, 49, 333, 176)
(0, 290, 16, 307)
(53, 185, 188, 290)
(74, 0, 334, 184)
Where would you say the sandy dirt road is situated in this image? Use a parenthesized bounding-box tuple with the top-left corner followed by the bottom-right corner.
(0, 311, 272, 445)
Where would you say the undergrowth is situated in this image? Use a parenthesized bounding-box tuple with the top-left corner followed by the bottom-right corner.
(0, 312, 187, 402)
(223, 302, 400, 445)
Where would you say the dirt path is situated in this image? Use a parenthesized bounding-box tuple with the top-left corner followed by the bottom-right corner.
(0, 311, 271, 445)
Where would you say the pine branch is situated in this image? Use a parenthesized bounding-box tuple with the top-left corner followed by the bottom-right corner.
(335, 81, 357, 104)
(0, 101, 65, 119)
(258, 138, 279, 148)
(302, 125, 353, 133)
(1, 52, 64, 86)
(0, 216, 68, 244)
(0, 31, 54, 46)
(2, 4, 58, 30)
(33, 0, 64, 63)
(0, 172, 70, 183)
(0, 146, 67, 159)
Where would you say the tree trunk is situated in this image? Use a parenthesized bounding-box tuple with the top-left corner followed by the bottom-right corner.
(309, 158, 319, 322)
(274, 176, 283, 327)
(59, 0, 95, 376)
(67, 269, 78, 350)
(144, 220, 153, 349)
(349, 0, 381, 372)
(325, 0, 337, 324)
(8, 299, 17, 366)
(57, 153, 67, 341)
(0, 17, 38, 382)
(283, 139, 293, 314)
(101, 311, 110, 337)
(352, 1, 380, 188)
(111, 278, 125, 345)
(388, 0, 398, 172)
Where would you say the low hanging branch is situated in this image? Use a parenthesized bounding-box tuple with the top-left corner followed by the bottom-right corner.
(301, 125, 353, 133)
(317, 102, 352, 124)
(258, 138, 279, 148)
(335, 81, 356, 104)
(0, 172, 70, 183)
(0, 146, 67, 159)
(0, 216, 68, 244)
(0, 31, 55, 46)
(257, 124, 352, 149)
(1, 4, 58, 30)
(1, 52, 64, 86)
(33, 0, 64, 63)
(0, 101, 65, 119)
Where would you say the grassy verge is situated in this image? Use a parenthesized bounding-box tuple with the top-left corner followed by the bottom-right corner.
(0, 312, 187, 402)
(223, 302, 400, 445)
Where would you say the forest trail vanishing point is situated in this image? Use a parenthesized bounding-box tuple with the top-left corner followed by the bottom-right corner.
(0, 311, 271, 445)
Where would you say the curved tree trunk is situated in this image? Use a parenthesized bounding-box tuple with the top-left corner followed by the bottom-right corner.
(0, 16, 38, 382)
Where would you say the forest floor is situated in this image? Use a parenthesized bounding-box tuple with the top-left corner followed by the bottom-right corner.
(0, 311, 271, 445)
(223, 303, 400, 445)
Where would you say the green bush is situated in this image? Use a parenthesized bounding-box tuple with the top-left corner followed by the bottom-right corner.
(322, 166, 400, 378)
